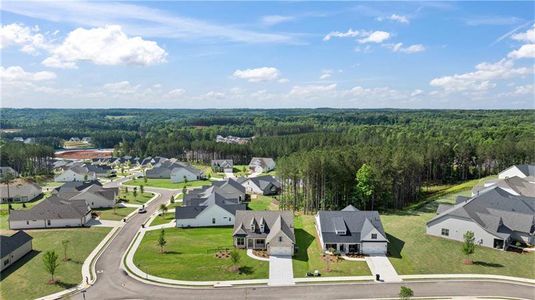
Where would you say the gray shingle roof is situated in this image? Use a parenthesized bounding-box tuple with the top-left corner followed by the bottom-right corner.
(0, 179, 42, 198)
(0, 231, 32, 258)
(317, 206, 388, 244)
(238, 175, 281, 194)
(9, 196, 90, 221)
(232, 210, 295, 243)
(175, 192, 246, 220)
(472, 176, 535, 197)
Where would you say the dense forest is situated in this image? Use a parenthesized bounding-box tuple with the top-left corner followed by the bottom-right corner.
(1, 108, 534, 210)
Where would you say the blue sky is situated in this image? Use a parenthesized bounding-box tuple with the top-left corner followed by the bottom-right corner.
(1, 1, 533, 109)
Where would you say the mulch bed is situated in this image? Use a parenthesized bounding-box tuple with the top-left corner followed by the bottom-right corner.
(321, 254, 342, 263)
(253, 250, 269, 258)
(215, 250, 230, 259)
(345, 253, 367, 258)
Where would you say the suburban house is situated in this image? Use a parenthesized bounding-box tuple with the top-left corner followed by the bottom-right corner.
(184, 179, 245, 207)
(1, 231, 33, 271)
(86, 164, 116, 177)
(0, 166, 19, 179)
(232, 210, 295, 256)
(9, 196, 92, 230)
(211, 159, 234, 172)
(248, 157, 276, 173)
(175, 192, 246, 228)
(238, 175, 281, 195)
(55, 181, 118, 208)
(212, 178, 247, 202)
(170, 164, 204, 183)
(499, 164, 535, 181)
(316, 205, 388, 255)
(426, 187, 535, 249)
(54, 165, 97, 182)
(0, 179, 42, 203)
(471, 176, 535, 197)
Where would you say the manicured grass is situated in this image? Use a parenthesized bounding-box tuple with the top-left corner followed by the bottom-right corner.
(167, 200, 182, 210)
(133, 227, 269, 281)
(0, 194, 50, 229)
(94, 206, 136, 221)
(248, 196, 279, 211)
(0, 227, 110, 300)
(194, 165, 224, 179)
(293, 215, 370, 277)
(150, 212, 175, 226)
(124, 178, 211, 189)
(233, 165, 250, 177)
(118, 190, 153, 204)
(383, 176, 534, 279)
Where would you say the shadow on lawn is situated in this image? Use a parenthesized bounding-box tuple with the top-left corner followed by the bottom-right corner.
(238, 266, 254, 275)
(164, 251, 182, 255)
(55, 280, 78, 289)
(473, 261, 504, 268)
(386, 233, 404, 259)
(294, 229, 314, 262)
(0, 249, 41, 280)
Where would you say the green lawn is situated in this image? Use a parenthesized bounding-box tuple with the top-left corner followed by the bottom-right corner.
(167, 200, 182, 210)
(0, 194, 50, 230)
(133, 227, 269, 281)
(118, 190, 153, 204)
(233, 165, 250, 177)
(293, 215, 370, 277)
(383, 176, 534, 279)
(194, 165, 224, 179)
(94, 206, 136, 221)
(248, 196, 279, 211)
(124, 178, 211, 189)
(150, 212, 175, 226)
(0, 227, 110, 300)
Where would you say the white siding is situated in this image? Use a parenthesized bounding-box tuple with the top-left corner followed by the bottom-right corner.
(54, 170, 95, 182)
(9, 214, 90, 230)
(361, 242, 387, 254)
(176, 205, 235, 228)
(72, 192, 115, 208)
(170, 169, 198, 183)
(241, 180, 264, 194)
(499, 166, 526, 179)
(269, 246, 293, 256)
(1, 240, 32, 271)
(426, 216, 501, 249)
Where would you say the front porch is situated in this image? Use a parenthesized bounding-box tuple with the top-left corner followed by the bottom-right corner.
(325, 243, 361, 254)
(234, 236, 267, 250)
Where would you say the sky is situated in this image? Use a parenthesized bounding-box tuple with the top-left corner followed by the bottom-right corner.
(1, 1, 534, 109)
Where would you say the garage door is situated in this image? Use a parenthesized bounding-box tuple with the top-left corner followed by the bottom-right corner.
(269, 246, 293, 256)
(362, 242, 387, 255)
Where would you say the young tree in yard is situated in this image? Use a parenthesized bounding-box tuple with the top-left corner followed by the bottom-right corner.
(159, 204, 168, 215)
(84, 173, 88, 181)
(144, 175, 148, 183)
(170, 195, 175, 204)
(125, 186, 129, 193)
(182, 187, 187, 196)
(230, 249, 240, 272)
(354, 164, 378, 210)
(399, 286, 414, 300)
(140, 185, 144, 194)
(183, 176, 188, 184)
(462, 231, 476, 264)
(61, 240, 69, 261)
(157, 229, 167, 253)
(133, 187, 137, 197)
(0, 173, 15, 210)
(43, 251, 60, 283)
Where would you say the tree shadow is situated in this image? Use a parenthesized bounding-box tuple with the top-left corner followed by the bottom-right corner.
(164, 251, 182, 255)
(386, 233, 404, 259)
(473, 261, 504, 268)
(55, 280, 78, 289)
(293, 229, 314, 262)
(238, 266, 254, 275)
(0, 249, 40, 280)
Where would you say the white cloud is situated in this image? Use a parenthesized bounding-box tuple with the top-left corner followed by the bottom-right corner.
(507, 44, 535, 59)
(410, 89, 424, 97)
(0, 66, 56, 81)
(42, 25, 167, 68)
(389, 43, 426, 53)
(512, 84, 534, 95)
(511, 25, 535, 43)
(0, 23, 52, 54)
(358, 31, 390, 44)
(103, 81, 140, 95)
(319, 70, 334, 80)
(165, 88, 186, 98)
(323, 29, 361, 41)
(233, 67, 281, 82)
(289, 83, 337, 97)
(377, 14, 409, 24)
(261, 15, 295, 26)
(349, 86, 402, 99)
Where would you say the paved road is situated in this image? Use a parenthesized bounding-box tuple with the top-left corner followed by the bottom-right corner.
(73, 179, 535, 300)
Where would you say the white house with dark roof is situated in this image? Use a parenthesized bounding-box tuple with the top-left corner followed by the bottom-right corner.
(499, 164, 535, 182)
(54, 165, 97, 182)
(1, 231, 33, 271)
(238, 175, 281, 195)
(211, 159, 234, 172)
(170, 164, 204, 183)
(175, 192, 246, 228)
(0, 179, 42, 203)
(9, 196, 91, 229)
(248, 157, 276, 174)
(427, 187, 535, 249)
(471, 176, 535, 197)
(56, 183, 118, 209)
(316, 205, 388, 255)
(233, 210, 295, 256)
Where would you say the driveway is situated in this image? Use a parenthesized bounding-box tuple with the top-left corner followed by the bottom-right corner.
(224, 169, 235, 178)
(268, 255, 295, 286)
(365, 254, 402, 282)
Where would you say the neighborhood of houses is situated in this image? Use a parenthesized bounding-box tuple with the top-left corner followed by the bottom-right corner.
(1, 159, 534, 292)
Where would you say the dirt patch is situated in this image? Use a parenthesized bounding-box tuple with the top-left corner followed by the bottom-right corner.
(55, 150, 112, 160)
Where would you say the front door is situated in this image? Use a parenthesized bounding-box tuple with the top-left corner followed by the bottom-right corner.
(247, 238, 254, 249)
(339, 244, 345, 253)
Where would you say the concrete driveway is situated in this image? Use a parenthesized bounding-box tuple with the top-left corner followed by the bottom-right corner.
(365, 254, 402, 282)
(268, 255, 295, 286)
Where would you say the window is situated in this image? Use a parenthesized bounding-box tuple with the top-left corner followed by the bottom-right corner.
(250, 224, 255, 231)
(441, 228, 449, 236)
(212, 218, 216, 224)
(279, 236, 283, 242)
(47, 220, 51, 226)
(26, 221, 29, 225)
(371, 233, 377, 239)
(237, 237, 245, 246)
(4, 259, 9, 266)
(229, 217, 231, 222)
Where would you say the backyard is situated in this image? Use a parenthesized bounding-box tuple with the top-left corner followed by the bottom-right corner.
(133, 227, 269, 281)
(124, 178, 211, 189)
(382, 177, 535, 279)
(0, 227, 110, 300)
(247, 195, 279, 211)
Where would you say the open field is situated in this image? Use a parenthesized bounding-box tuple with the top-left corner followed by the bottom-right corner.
(383, 177, 534, 279)
(124, 178, 211, 190)
(62, 141, 93, 149)
(0, 227, 110, 300)
(133, 227, 269, 281)
(293, 215, 370, 277)
(94, 206, 136, 221)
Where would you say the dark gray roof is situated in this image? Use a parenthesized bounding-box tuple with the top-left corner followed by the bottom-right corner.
(0, 179, 42, 198)
(317, 206, 388, 244)
(515, 165, 535, 177)
(175, 192, 246, 220)
(86, 164, 113, 174)
(232, 210, 295, 243)
(456, 195, 470, 204)
(212, 178, 246, 198)
(0, 231, 32, 258)
(428, 187, 535, 238)
(55, 180, 102, 193)
(9, 196, 90, 221)
(472, 176, 535, 197)
(175, 205, 208, 219)
(240, 175, 281, 194)
(436, 204, 453, 214)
